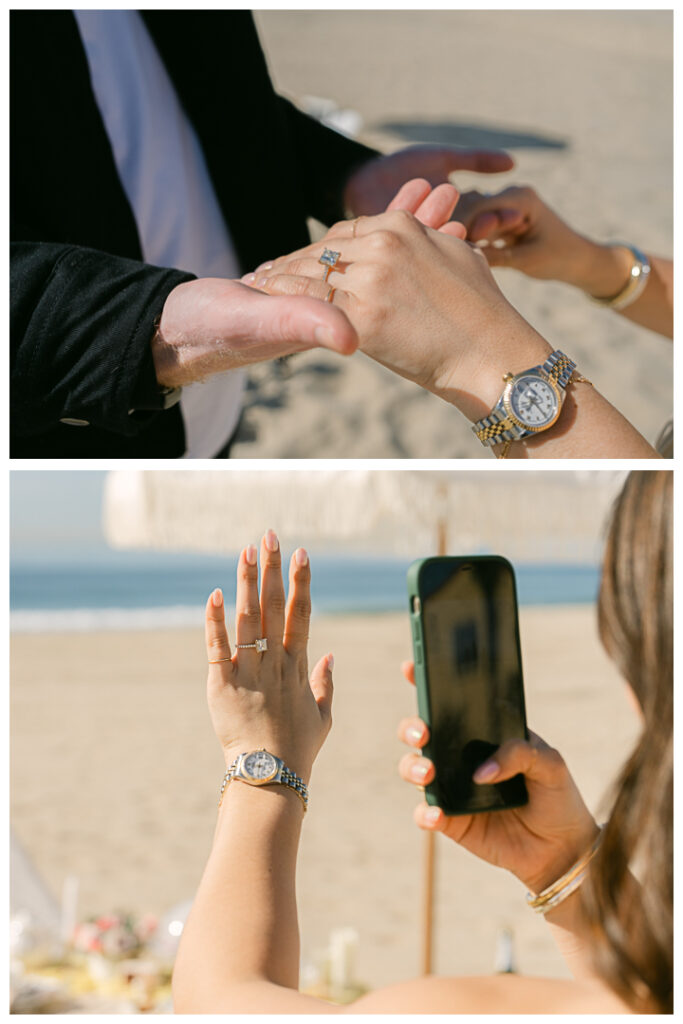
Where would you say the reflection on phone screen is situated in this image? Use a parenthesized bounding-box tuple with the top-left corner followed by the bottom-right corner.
(422, 561, 527, 813)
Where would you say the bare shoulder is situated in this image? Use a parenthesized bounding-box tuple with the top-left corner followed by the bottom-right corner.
(343, 974, 633, 1014)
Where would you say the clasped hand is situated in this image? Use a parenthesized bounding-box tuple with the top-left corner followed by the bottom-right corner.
(246, 180, 552, 422)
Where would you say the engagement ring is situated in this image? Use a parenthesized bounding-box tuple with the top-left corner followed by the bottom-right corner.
(236, 638, 268, 652)
(319, 248, 341, 282)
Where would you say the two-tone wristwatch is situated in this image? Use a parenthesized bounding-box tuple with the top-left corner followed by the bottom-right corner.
(219, 749, 308, 812)
(472, 349, 590, 454)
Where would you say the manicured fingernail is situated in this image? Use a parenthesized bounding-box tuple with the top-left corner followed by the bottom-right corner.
(406, 726, 423, 743)
(265, 529, 279, 552)
(245, 545, 257, 565)
(327, 653, 334, 671)
(241, 272, 256, 283)
(412, 761, 430, 780)
(257, 277, 268, 289)
(424, 807, 441, 824)
(259, 261, 273, 271)
(212, 588, 223, 607)
(474, 760, 499, 783)
(314, 327, 335, 348)
(295, 547, 309, 566)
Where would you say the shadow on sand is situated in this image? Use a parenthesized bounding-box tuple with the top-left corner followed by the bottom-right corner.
(376, 120, 568, 151)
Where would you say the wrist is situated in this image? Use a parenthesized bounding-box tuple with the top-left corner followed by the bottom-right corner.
(563, 239, 633, 298)
(432, 310, 553, 422)
(152, 280, 223, 388)
(216, 771, 308, 837)
(221, 744, 314, 786)
(152, 284, 194, 388)
(522, 822, 601, 897)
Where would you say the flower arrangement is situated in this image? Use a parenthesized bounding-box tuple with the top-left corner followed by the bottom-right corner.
(11, 909, 173, 1012)
(71, 912, 158, 960)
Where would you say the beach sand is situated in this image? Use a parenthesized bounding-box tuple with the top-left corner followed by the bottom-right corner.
(11, 605, 639, 989)
(227, 11, 672, 458)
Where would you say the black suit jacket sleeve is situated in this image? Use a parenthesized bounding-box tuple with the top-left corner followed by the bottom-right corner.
(276, 96, 378, 226)
(10, 240, 194, 438)
(10, 10, 380, 455)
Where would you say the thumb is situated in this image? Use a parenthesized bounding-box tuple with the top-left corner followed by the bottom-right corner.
(310, 653, 334, 722)
(266, 294, 358, 356)
(473, 733, 569, 789)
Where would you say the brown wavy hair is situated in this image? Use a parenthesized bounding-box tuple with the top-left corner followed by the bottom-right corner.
(581, 471, 673, 1012)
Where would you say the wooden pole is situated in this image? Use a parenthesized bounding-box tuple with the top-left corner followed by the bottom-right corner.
(420, 502, 448, 975)
(421, 830, 436, 975)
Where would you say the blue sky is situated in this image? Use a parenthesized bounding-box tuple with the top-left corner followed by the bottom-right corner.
(11, 471, 111, 564)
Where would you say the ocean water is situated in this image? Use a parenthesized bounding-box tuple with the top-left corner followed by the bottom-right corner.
(10, 554, 601, 633)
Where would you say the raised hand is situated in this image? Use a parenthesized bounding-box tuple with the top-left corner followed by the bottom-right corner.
(205, 531, 333, 783)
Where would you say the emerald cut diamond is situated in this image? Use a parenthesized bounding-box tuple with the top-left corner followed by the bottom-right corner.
(319, 248, 341, 267)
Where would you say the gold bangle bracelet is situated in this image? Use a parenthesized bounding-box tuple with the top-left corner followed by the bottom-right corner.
(589, 243, 651, 311)
(526, 828, 603, 913)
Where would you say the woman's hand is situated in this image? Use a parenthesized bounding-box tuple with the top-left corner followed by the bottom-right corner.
(205, 531, 333, 783)
(247, 190, 552, 423)
(455, 185, 636, 298)
(397, 661, 598, 894)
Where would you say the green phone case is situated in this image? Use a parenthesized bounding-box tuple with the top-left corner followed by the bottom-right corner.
(406, 555, 528, 813)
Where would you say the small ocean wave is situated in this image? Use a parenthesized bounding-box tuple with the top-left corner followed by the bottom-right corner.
(9, 605, 223, 634)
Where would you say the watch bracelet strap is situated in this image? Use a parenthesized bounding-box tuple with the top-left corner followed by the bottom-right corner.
(218, 753, 308, 812)
(474, 414, 521, 446)
(473, 349, 576, 447)
(543, 350, 576, 389)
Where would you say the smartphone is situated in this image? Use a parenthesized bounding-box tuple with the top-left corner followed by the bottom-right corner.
(407, 556, 528, 815)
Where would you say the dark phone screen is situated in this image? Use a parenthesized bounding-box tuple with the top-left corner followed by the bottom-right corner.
(420, 559, 528, 814)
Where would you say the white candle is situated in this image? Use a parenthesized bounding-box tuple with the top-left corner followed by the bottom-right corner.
(60, 875, 79, 944)
(329, 927, 358, 992)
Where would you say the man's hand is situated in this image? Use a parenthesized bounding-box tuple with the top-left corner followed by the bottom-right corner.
(343, 144, 514, 216)
(152, 278, 358, 388)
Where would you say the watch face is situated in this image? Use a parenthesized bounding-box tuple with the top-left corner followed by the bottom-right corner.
(243, 750, 278, 781)
(508, 374, 559, 429)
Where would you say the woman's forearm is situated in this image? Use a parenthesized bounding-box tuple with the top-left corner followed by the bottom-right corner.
(511, 382, 660, 458)
(542, 890, 598, 980)
(172, 781, 305, 1012)
(561, 243, 673, 340)
(433, 320, 661, 459)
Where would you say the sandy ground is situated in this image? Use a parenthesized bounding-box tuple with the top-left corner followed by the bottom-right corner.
(11, 605, 640, 990)
(226, 11, 672, 458)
